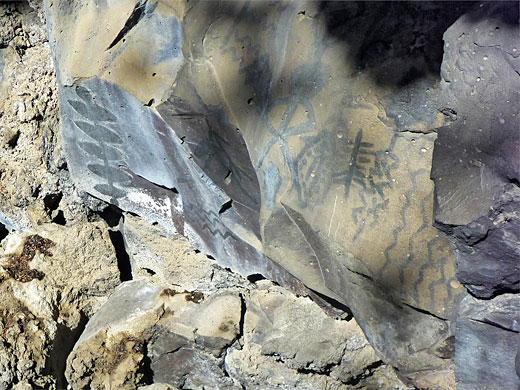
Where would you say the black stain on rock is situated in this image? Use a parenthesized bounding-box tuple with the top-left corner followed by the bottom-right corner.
(3, 235, 55, 283)
(0, 223, 8, 243)
(185, 291, 204, 304)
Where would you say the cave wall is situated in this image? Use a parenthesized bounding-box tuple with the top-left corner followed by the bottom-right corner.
(40, 1, 519, 388)
(431, 2, 520, 388)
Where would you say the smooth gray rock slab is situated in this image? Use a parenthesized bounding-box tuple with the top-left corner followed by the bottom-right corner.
(73, 278, 163, 348)
(455, 294, 520, 390)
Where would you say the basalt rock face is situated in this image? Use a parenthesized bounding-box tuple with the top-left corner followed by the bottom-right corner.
(42, 1, 481, 386)
(430, 2, 520, 389)
(432, 1, 520, 299)
(2, 1, 517, 388)
(0, 4, 411, 389)
(455, 294, 520, 390)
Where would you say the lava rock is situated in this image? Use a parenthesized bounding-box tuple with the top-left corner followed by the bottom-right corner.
(455, 294, 520, 390)
(431, 1, 520, 297)
(45, 0, 478, 384)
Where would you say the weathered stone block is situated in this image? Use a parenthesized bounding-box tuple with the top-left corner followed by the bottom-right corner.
(455, 294, 520, 390)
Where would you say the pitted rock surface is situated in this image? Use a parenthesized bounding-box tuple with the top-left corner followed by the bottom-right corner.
(429, 2, 519, 388)
(432, 1, 520, 298)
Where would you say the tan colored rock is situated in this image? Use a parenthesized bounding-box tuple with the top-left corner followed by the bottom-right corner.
(138, 385, 179, 390)
(65, 279, 164, 389)
(360, 365, 417, 390)
(407, 368, 456, 390)
(121, 212, 252, 292)
(0, 221, 119, 389)
(225, 281, 409, 389)
(0, 2, 91, 231)
(66, 278, 243, 390)
(0, 281, 55, 390)
(245, 284, 367, 370)
(176, 292, 242, 355)
(225, 344, 350, 390)
(122, 213, 213, 289)
(0, 36, 59, 228)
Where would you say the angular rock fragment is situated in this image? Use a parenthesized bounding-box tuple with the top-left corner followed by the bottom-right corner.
(245, 284, 375, 373)
(225, 281, 410, 390)
(121, 213, 214, 288)
(66, 277, 244, 390)
(138, 385, 179, 390)
(66, 279, 164, 389)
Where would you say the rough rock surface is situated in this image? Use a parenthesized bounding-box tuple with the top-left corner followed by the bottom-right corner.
(3, 1, 518, 390)
(432, 1, 520, 298)
(0, 2, 90, 231)
(0, 222, 120, 390)
(455, 294, 520, 390)
(120, 216, 410, 390)
(121, 213, 214, 289)
(0, 4, 410, 389)
(43, 1, 478, 385)
(430, 2, 520, 388)
(0, 7, 122, 388)
(226, 282, 386, 390)
(66, 225, 410, 389)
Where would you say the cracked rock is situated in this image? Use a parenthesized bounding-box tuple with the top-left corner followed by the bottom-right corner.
(45, 1, 469, 382)
(225, 282, 409, 390)
(431, 1, 520, 298)
(66, 277, 244, 390)
(0, 3, 417, 389)
(455, 294, 520, 390)
(244, 283, 372, 373)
